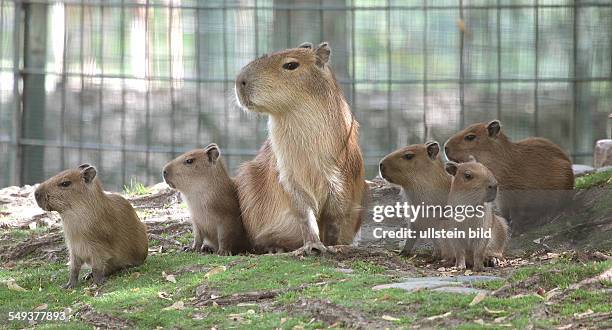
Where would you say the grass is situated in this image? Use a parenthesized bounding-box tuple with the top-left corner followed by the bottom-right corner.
(123, 179, 152, 196)
(1, 249, 610, 329)
(575, 168, 612, 189)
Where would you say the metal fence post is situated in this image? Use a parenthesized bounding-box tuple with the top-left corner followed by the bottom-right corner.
(21, 2, 48, 184)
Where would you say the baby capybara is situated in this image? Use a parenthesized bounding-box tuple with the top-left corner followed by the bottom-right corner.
(444, 120, 573, 231)
(35, 165, 147, 288)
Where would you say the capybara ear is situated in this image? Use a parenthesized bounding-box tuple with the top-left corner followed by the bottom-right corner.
(425, 141, 440, 160)
(205, 143, 220, 164)
(487, 120, 502, 137)
(445, 162, 458, 176)
(81, 166, 97, 183)
(315, 42, 331, 67)
(78, 163, 91, 170)
(468, 155, 478, 163)
(298, 42, 313, 49)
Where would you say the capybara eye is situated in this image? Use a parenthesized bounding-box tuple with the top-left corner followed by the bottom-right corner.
(464, 172, 473, 180)
(282, 62, 300, 70)
(184, 158, 195, 165)
(403, 153, 414, 160)
(60, 181, 72, 188)
(464, 134, 477, 141)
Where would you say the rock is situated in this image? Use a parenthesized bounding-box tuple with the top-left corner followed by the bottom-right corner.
(594, 139, 612, 168)
(358, 178, 407, 249)
(573, 164, 595, 177)
(372, 275, 503, 294)
(597, 165, 612, 173)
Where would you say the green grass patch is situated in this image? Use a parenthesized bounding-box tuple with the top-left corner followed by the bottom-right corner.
(123, 179, 151, 196)
(0, 243, 610, 328)
(575, 168, 612, 189)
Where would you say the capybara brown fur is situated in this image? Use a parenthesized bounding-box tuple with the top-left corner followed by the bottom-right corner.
(379, 141, 453, 260)
(162, 144, 250, 256)
(234, 42, 365, 254)
(444, 120, 574, 231)
(445, 160, 509, 271)
(34, 165, 147, 288)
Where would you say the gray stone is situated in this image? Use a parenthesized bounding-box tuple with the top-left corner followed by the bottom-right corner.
(594, 139, 612, 168)
(573, 164, 595, 177)
(372, 275, 504, 294)
(432, 286, 488, 294)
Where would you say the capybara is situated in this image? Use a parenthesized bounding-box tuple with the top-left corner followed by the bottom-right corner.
(34, 165, 147, 288)
(163, 143, 251, 255)
(379, 141, 453, 260)
(444, 120, 574, 231)
(445, 159, 509, 271)
(234, 42, 365, 254)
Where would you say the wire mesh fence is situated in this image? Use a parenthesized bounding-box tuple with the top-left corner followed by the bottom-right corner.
(0, 0, 611, 191)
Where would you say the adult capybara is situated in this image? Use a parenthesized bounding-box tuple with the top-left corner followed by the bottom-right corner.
(234, 42, 365, 254)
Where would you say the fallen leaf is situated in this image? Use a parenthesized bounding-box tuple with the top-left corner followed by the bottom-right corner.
(157, 291, 172, 300)
(162, 301, 184, 311)
(426, 311, 452, 321)
(162, 271, 177, 283)
(131, 272, 141, 280)
(205, 266, 227, 279)
(437, 267, 446, 272)
(574, 309, 594, 319)
(382, 315, 400, 321)
(33, 304, 48, 311)
(536, 287, 545, 297)
(131, 288, 140, 292)
(545, 287, 561, 301)
(474, 319, 485, 325)
(556, 324, 573, 329)
(469, 292, 487, 306)
(494, 316, 507, 323)
(464, 269, 473, 276)
(6, 279, 27, 292)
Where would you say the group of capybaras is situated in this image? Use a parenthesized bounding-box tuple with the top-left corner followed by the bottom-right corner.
(33, 42, 574, 289)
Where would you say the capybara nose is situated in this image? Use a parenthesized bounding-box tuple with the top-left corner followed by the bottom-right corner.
(236, 71, 248, 89)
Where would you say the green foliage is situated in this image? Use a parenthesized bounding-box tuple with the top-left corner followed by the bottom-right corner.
(575, 169, 612, 189)
(0, 247, 610, 328)
(123, 179, 151, 196)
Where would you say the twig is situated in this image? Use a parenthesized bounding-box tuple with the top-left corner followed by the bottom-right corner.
(194, 280, 340, 307)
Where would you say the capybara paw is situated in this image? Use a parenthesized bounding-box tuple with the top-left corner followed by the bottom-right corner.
(200, 245, 215, 254)
(217, 249, 231, 256)
(62, 281, 76, 289)
(485, 257, 501, 268)
(291, 241, 327, 256)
